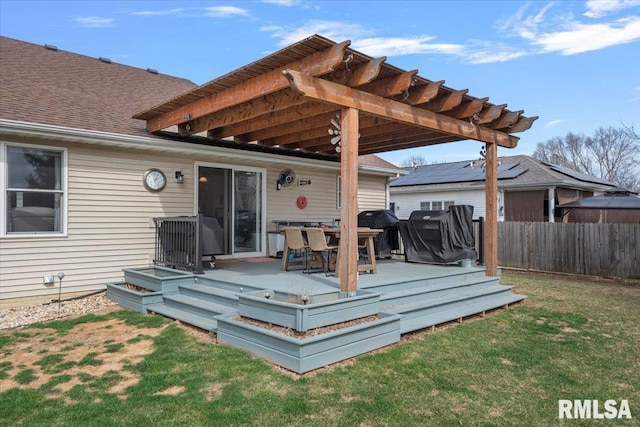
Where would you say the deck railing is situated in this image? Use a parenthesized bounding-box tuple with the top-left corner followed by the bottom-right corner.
(153, 215, 204, 274)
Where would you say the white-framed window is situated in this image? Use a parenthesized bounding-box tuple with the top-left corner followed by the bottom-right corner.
(420, 200, 455, 211)
(1, 142, 66, 235)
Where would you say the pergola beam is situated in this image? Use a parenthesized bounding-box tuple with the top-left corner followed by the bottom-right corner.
(361, 70, 419, 98)
(478, 104, 507, 124)
(489, 110, 522, 130)
(237, 104, 336, 141)
(509, 116, 539, 133)
(358, 134, 459, 155)
(143, 41, 350, 132)
(449, 97, 489, 119)
(282, 69, 519, 149)
(407, 80, 445, 105)
(423, 89, 468, 113)
(328, 57, 387, 87)
(183, 90, 308, 136)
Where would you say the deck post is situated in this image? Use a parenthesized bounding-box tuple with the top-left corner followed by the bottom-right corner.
(485, 142, 498, 276)
(338, 107, 359, 294)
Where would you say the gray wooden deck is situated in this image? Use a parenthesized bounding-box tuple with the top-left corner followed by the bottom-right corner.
(107, 258, 525, 373)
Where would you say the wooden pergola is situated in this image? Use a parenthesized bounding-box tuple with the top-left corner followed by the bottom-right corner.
(134, 35, 536, 294)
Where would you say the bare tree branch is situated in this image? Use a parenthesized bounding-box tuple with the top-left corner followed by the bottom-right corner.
(533, 126, 639, 191)
(400, 154, 427, 168)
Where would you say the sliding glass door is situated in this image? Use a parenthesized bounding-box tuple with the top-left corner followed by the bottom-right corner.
(233, 170, 262, 253)
(197, 163, 265, 257)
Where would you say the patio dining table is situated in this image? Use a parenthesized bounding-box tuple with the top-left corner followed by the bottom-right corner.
(323, 227, 383, 274)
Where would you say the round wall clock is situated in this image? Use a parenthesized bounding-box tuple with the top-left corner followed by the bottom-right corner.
(143, 168, 166, 192)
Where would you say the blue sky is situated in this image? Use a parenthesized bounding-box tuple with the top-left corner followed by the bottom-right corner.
(1, 0, 639, 166)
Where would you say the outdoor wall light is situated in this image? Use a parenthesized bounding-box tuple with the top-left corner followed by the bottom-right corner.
(175, 170, 184, 183)
(56, 272, 65, 317)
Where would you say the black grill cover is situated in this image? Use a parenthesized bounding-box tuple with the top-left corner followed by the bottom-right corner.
(357, 210, 400, 254)
(398, 205, 477, 264)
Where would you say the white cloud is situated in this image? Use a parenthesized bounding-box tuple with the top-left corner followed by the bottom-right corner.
(203, 6, 250, 18)
(261, 20, 373, 47)
(131, 6, 250, 19)
(499, 3, 640, 55)
(534, 16, 640, 54)
(73, 16, 114, 28)
(584, 0, 640, 18)
(263, 3, 640, 67)
(353, 36, 463, 57)
(261, 0, 302, 6)
(545, 119, 567, 128)
(131, 8, 187, 16)
(461, 41, 529, 64)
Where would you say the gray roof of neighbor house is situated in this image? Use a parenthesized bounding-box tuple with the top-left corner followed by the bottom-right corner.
(0, 36, 399, 171)
(389, 154, 616, 192)
(558, 188, 640, 209)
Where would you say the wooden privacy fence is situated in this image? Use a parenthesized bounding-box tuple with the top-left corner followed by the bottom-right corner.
(497, 222, 640, 278)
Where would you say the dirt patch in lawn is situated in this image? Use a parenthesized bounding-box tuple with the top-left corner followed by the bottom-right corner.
(0, 318, 167, 398)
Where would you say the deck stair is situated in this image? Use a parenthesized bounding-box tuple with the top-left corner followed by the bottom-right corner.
(145, 280, 261, 331)
(363, 269, 525, 334)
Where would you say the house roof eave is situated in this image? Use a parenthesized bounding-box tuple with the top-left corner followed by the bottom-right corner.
(0, 119, 398, 176)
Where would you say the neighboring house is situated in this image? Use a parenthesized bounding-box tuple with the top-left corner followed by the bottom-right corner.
(0, 36, 402, 306)
(558, 187, 640, 223)
(389, 155, 616, 222)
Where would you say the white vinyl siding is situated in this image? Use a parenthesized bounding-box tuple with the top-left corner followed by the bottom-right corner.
(357, 174, 387, 211)
(267, 166, 341, 231)
(266, 169, 388, 231)
(0, 142, 196, 304)
(1, 138, 392, 306)
(391, 189, 485, 220)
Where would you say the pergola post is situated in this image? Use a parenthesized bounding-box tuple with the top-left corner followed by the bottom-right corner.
(485, 142, 498, 276)
(338, 107, 359, 295)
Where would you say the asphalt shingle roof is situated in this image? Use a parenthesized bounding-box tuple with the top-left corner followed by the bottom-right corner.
(389, 154, 616, 191)
(0, 36, 197, 138)
(0, 36, 399, 171)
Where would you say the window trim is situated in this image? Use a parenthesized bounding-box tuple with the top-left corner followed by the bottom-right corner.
(419, 200, 455, 211)
(1, 141, 68, 237)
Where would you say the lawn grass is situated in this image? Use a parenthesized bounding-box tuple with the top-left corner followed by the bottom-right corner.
(1, 272, 638, 426)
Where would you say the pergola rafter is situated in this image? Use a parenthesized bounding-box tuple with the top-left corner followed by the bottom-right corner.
(134, 34, 537, 292)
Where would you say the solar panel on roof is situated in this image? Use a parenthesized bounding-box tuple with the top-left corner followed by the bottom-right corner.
(390, 161, 527, 186)
(543, 162, 613, 186)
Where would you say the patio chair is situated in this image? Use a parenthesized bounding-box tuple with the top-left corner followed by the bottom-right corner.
(357, 236, 368, 264)
(304, 227, 339, 276)
(281, 227, 308, 271)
